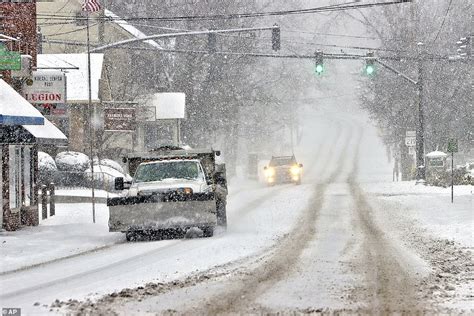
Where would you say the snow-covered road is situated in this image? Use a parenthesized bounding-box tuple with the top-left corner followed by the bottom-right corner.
(1, 103, 472, 315)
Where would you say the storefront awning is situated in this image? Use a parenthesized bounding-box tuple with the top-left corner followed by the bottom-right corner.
(22, 118, 68, 145)
(0, 79, 45, 126)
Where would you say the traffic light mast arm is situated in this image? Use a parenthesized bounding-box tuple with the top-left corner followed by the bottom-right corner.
(90, 25, 280, 53)
(375, 58, 418, 85)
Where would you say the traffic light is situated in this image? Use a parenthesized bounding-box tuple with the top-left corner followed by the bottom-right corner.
(364, 51, 376, 75)
(272, 24, 280, 51)
(314, 50, 324, 75)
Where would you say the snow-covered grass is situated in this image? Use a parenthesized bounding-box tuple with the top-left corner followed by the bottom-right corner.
(364, 182, 473, 247)
(357, 118, 474, 248)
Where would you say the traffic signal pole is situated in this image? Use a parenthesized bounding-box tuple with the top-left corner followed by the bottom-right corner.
(89, 26, 280, 53)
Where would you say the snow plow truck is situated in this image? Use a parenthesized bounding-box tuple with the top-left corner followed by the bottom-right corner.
(108, 147, 227, 241)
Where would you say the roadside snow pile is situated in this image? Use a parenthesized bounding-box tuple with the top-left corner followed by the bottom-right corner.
(56, 151, 90, 172)
(184, 227, 203, 238)
(97, 159, 124, 174)
(38, 151, 57, 171)
(85, 164, 124, 178)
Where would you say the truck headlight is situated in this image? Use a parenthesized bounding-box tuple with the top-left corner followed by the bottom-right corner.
(178, 187, 193, 195)
(290, 165, 301, 176)
(265, 167, 275, 177)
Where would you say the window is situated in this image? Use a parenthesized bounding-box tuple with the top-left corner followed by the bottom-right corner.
(9, 146, 21, 209)
(23, 146, 31, 207)
(8, 145, 34, 209)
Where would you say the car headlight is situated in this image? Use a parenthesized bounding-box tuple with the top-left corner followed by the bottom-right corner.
(265, 167, 275, 177)
(290, 165, 301, 176)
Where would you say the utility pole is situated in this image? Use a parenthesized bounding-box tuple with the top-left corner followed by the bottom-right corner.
(86, 11, 96, 223)
(98, 6, 104, 45)
(415, 42, 425, 183)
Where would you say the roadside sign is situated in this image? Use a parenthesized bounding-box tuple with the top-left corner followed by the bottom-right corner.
(0, 45, 21, 70)
(405, 136, 416, 147)
(447, 138, 458, 153)
(23, 71, 67, 104)
(104, 107, 136, 131)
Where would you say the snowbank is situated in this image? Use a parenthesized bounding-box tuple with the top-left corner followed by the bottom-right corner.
(363, 181, 474, 247)
(85, 164, 125, 178)
(38, 151, 57, 171)
(97, 159, 124, 174)
(56, 151, 90, 172)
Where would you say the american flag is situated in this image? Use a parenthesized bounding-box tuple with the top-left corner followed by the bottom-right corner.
(82, 0, 101, 12)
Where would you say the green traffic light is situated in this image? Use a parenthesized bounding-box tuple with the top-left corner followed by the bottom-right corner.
(365, 65, 375, 75)
(315, 64, 324, 74)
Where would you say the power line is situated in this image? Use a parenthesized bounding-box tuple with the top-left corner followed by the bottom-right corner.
(432, 0, 453, 44)
(34, 1, 410, 22)
(44, 23, 99, 37)
(279, 38, 406, 53)
(283, 30, 379, 40)
(98, 45, 450, 61)
(40, 38, 450, 61)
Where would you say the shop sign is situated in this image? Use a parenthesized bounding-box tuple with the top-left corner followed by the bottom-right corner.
(0, 44, 21, 70)
(22, 71, 66, 104)
(104, 108, 136, 131)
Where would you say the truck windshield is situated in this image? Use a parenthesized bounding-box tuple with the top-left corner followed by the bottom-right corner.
(270, 157, 295, 166)
(134, 161, 201, 183)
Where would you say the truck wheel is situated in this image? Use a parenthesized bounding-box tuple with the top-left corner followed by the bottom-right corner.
(202, 226, 214, 238)
(216, 199, 227, 228)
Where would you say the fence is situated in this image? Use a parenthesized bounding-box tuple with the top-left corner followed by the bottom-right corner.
(39, 170, 120, 192)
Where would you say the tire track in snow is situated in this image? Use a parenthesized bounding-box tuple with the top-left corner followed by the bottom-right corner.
(0, 240, 186, 301)
(346, 129, 427, 312)
(189, 122, 356, 315)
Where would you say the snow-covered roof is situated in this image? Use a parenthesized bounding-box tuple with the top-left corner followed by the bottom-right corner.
(37, 54, 104, 103)
(0, 79, 44, 125)
(104, 9, 162, 50)
(23, 118, 67, 145)
(426, 151, 447, 158)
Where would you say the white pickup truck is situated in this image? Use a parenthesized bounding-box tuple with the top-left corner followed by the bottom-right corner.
(108, 148, 227, 241)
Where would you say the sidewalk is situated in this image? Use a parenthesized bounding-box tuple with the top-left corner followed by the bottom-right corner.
(0, 201, 123, 274)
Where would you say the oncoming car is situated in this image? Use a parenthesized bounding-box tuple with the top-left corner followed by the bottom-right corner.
(263, 155, 303, 185)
